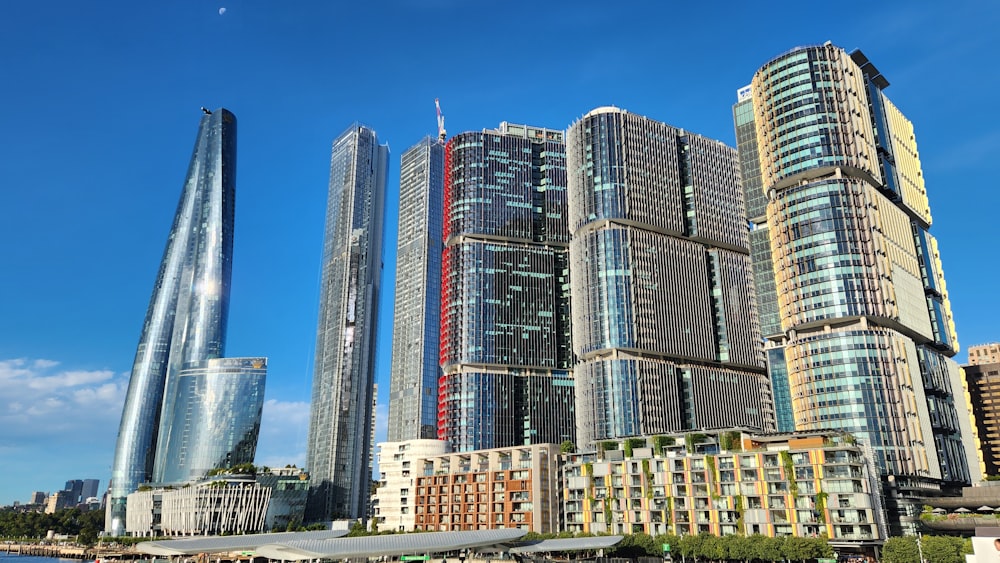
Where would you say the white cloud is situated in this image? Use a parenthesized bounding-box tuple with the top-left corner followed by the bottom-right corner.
(255, 399, 309, 469)
(0, 357, 127, 506)
(0, 358, 126, 444)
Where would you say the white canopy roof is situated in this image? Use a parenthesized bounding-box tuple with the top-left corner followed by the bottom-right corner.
(509, 536, 624, 553)
(255, 529, 528, 561)
(136, 530, 347, 556)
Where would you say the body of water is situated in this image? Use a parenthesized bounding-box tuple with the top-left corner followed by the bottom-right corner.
(0, 555, 81, 563)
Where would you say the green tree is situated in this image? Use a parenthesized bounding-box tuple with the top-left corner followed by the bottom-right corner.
(677, 533, 706, 560)
(882, 536, 919, 563)
(726, 534, 755, 562)
(759, 536, 785, 562)
(782, 536, 819, 562)
(922, 535, 967, 563)
(609, 532, 658, 558)
(346, 520, 368, 536)
(700, 534, 726, 561)
(652, 533, 680, 559)
(77, 509, 104, 546)
(744, 534, 769, 562)
(560, 440, 576, 454)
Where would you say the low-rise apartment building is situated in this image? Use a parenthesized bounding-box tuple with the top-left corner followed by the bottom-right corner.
(375, 440, 560, 533)
(561, 431, 884, 543)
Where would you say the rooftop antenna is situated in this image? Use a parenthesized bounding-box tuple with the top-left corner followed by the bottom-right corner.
(435, 98, 446, 142)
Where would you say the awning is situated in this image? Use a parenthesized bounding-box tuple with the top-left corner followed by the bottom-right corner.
(510, 536, 623, 553)
(136, 530, 347, 556)
(256, 529, 527, 561)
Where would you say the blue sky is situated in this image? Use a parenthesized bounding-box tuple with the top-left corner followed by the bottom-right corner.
(1, 1, 998, 507)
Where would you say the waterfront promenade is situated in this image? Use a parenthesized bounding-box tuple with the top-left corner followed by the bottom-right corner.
(1, 543, 142, 561)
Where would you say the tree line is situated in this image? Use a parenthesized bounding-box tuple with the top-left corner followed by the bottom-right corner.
(0, 507, 104, 545)
(881, 535, 972, 563)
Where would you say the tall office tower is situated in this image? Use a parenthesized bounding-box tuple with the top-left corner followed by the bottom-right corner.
(567, 107, 772, 447)
(305, 123, 388, 522)
(387, 137, 445, 441)
(734, 88, 796, 434)
(439, 122, 575, 451)
(970, 343, 1000, 366)
(155, 357, 266, 484)
(81, 479, 100, 501)
(64, 480, 84, 504)
(108, 108, 236, 535)
(739, 43, 978, 532)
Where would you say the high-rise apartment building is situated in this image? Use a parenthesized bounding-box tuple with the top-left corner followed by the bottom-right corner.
(154, 357, 267, 484)
(737, 43, 979, 532)
(387, 137, 445, 441)
(439, 122, 575, 452)
(108, 108, 238, 535)
(964, 356, 999, 476)
(969, 343, 1000, 366)
(305, 123, 388, 522)
(567, 107, 772, 447)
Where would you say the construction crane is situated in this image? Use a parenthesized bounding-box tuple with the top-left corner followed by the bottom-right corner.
(435, 98, 446, 142)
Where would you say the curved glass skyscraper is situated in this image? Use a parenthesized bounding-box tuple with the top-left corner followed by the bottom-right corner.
(738, 43, 978, 533)
(305, 124, 387, 522)
(155, 357, 267, 484)
(108, 108, 237, 535)
(567, 108, 771, 447)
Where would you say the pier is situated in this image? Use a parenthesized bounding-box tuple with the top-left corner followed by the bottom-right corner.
(1, 542, 142, 561)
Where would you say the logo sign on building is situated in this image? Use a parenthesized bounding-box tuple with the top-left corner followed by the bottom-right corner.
(737, 85, 752, 101)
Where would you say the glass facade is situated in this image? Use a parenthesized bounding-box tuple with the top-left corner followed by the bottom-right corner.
(155, 357, 267, 484)
(438, 123, 575, 452)
(766, 347, 795, 433)
(567, 108, 770, 447)
(108, 109, 237, 535)
(740, 44, 975, 530)
(438, 370, 574, 451)
(306, 124, 388, 521)
(387, 138, 445, 442)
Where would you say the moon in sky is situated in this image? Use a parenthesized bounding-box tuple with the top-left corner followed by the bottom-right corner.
(219, 7, 227, 15)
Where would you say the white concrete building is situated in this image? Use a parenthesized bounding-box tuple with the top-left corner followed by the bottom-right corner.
(375, 439, 450, 531)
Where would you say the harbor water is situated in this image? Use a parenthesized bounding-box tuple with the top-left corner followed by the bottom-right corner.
(1, 555, 81, 563)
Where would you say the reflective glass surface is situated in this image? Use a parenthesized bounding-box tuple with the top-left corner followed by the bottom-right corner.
(306, 124, 388, 521)
(108, 109, 236, 534)
(388, 138, 445, 442)
(439, 123, 574, 451)
(156, 357, 266, 484)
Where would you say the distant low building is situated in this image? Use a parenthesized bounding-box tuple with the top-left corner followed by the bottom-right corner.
(258, 467, 310, 531)
(44, 491, 73, 514)
(125, 468, 308, 536)
(970, 344, 1000, 366)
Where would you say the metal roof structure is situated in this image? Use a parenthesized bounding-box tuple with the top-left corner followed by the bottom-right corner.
(255, 529, 528, 561)
(136, 530, 348, 556)
(509, 536, 623, 553)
